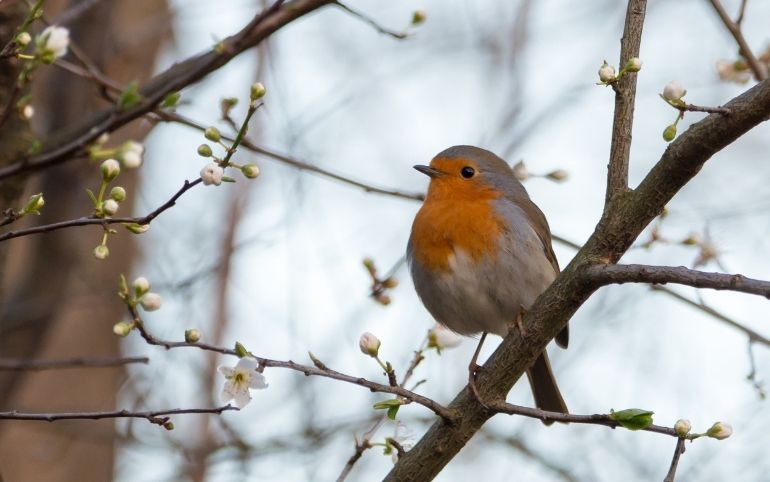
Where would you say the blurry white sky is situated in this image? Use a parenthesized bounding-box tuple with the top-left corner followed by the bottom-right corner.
(117, 0, 770, 480)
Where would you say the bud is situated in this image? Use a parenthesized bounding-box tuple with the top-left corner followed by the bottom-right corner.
(359, 332, 381, 357)
(119, 141, 144, 169)
(512, 160, 529, 181)
(674, 419, 692, 437)
(124, 223, 150, 234)
(598, 61, 616, 83)
(36, 26, 70, 61)
(109, 186, 126, 201)
(22, 193, 44, 215)
(546, 169, 568, 182)
(250, 82, 266, 101)
(185, 328, 202, 343)
(382, 277, 398, 289)
(412, 10, 427, 25)
(200, 162, 224, 186)
(374, 293, 392, 306)
(363, 257, 376, 274)
(204, 127, 221, 142)
(197, 144, 213, 157)
(140, 292, 163, 311)
(681, 233, 700, 246)
(101, 159, 121, 181)
(21, 105, 34, 120)
(163, 421, 175, 431)
(16, 32, 31, 47)
(113, 321, 133, 337)
(706, 421, 732, 440)
(662, 80, 686, 101)
(133, 276, 150, 297)
(93, 244, 110, 260)
(624, 57, 642, 72)
(241, 163, 260, 179)
(101, 199, 119, 216)
(662, 124, 677, 142)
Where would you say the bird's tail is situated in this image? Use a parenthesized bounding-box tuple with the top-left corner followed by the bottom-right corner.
(526, 350, 568, 425)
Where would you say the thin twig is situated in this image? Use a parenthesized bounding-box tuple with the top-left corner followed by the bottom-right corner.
(489, 401, 679, 437)
(735, 0, 748, 26)
(0, 405, 237, 427)
(128, 312, 455, 421)
(150, 110, 425, 201)
(585, 263, 770, 298)
(651, 285, 770, 347)
(0, 178, 202, 243)
(0, 356, 148, 371)
(708, 0, 767, 81)
(333, 1, 408, 39)
(662, 437, 687, 482)
(677, 103, 731, 115)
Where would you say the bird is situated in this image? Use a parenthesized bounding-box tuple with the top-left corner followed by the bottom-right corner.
(407, 145, 568, 417)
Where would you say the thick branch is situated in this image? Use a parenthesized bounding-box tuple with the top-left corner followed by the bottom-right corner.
(586, 264, 770, 298)
(604, 0, 647, 206)
(386, 34, 770, 482)
(0, 0, 335, 182)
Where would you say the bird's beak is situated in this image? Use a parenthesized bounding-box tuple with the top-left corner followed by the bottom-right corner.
(413, 165, 443, 178)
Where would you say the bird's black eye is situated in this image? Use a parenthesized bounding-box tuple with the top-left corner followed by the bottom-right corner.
(460, 166, 475, 179)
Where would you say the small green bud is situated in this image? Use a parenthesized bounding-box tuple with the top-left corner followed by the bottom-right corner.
(133, 277, 150, 297)
(241, 163, 260, 179)
(663, 123, 677, 142)
(234, 341, 250, 358)
(185, 328, 202, 343)
(706, 421, 732, 440)
(624, 57, 642, 72)
(163, 421, 174, 430)
(22, 193, 44, 215)
(93, 244, 110, 260)
(204, 127, 221, 142)
(609, 408, 654, 430)
(161, 91, 181, 108)
(197, 144, 213, 157)
(250, 82, 266, 101)
(101, 159, 120, 181)
(412, 10, 427, 25)
(16, 32, 31, 47)
(109, 186, 126, 201)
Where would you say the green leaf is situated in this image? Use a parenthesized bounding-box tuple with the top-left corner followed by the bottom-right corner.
(234, 341, 250, 358)
(609, 408, 654, 430)
(118, 81, 142, 110)
(85, 188, 97, 206)
(373, 399, 403, 410)
(387, 405, 400, 420)
(161, 91, 180, 108)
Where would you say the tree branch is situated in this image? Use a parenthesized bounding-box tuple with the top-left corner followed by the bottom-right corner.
(663, 437, 687, 482)
(0, 0, 335, 182)
(386, 19, 770, 482)
(0, 406, 236, 427)
(708, 0, 767, 81)
(604, 0, 647, 207)
(585, 263, 770, 298)
(0, 356, 148, 371)
(0, 178, 201, 243)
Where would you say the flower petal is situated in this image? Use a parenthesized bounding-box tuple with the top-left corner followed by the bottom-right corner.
(250, 372, 268, 389)
(232, 387, 252, 408)
(236, 357, 259, 371)
(219, 366, 234, 378)
(220, 383, 235, 404)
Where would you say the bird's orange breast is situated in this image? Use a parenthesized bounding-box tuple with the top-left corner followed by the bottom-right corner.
(410, 177, 504, 272)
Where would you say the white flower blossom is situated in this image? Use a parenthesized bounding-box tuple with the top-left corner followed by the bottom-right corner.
(21, 105, 34, 120)
(428, 324, 462, 350)
(140, 292, 162, 311)
(37, 26, 70, 59)
(200, 162, 224, 186)
(119, 141, 144, 169)
(101, 159, 120, 181)
(359, 332, 381, 357)
(662, 80, 686, 101)
(133, 277, 150, 296)
(219, 357, 268, 408)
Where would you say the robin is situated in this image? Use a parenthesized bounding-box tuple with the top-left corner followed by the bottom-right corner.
(407, 145, 568, 417)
